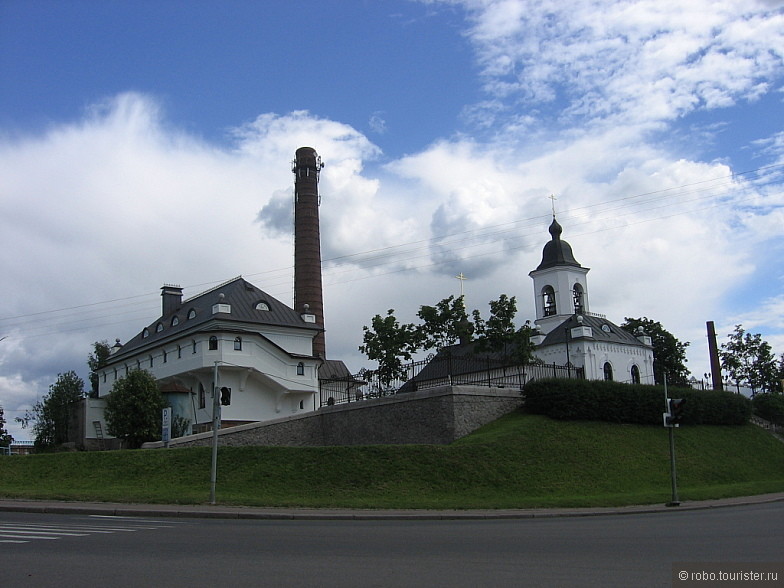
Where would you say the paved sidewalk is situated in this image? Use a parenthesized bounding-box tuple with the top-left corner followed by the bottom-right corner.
(0, 492, 782, 520)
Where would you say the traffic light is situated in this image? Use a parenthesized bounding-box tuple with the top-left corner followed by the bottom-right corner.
(667, 398, 686, 426)
(220, 386, 231, 406)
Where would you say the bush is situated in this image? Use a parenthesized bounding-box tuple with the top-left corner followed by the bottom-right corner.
(524, 378, 751, 426)
(753, 393, 784, 426)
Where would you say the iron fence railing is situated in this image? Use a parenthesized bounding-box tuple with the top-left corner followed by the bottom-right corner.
(319, 353, 583, 407)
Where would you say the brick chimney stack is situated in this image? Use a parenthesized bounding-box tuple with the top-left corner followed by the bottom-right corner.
(293, 147, 326, 358)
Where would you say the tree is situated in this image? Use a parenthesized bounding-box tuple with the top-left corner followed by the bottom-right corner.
(88, 340, 112, 398)
(104, 369, 166, 448)
(0, 404, 13, 449)
(359, 309, 422, 386)
(473, 294, 536, 364)
(417, 295, 471, 351)
(621, 317, 690, 386)
(17, 371, 85, 450)
(720, 325, 781, 394)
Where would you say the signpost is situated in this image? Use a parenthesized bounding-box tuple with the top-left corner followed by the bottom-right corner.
(662, 376, 683, 507)
(161, 407, 171, 449)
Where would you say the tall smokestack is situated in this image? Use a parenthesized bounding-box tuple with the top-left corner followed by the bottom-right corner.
(293, 147, 326, 358)
(706, 320, 723, 391)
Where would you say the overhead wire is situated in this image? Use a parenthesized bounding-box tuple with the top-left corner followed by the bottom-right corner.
(1, 161, 782, 341)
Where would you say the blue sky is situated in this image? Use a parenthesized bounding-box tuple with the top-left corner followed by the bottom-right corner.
(1, 0, 783, 441)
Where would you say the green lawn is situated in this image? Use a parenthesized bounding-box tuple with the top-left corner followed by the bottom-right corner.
(1, 412, 783, 509)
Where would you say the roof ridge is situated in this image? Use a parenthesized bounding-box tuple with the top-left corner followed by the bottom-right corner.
(182, 275, 243, 304)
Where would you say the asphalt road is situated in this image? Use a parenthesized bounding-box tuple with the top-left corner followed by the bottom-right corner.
(2, 503, 782, 587)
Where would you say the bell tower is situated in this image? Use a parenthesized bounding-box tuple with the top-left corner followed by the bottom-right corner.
(293, 147, 326, 358)
(529, 216, 591, 336)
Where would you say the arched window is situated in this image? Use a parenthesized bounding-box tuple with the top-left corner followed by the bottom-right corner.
(198, 383, 206, 409)
(149, 355, 154, 368)
(234, 336, 242, 351)
(573, 284, 584, 314)
(156, 322, 164, 333)
(177, 345, 182, 359)
(209, 336, 218, 350)
(255, 301, 270, 311)
(192, 339, 197, 354)
(142, 328, 149, 338)
(631, 364, 641, 384)
(542, 286, 557, 316)
(297, 362, 305, 376)
(603, 362, 613, 381)
(162, 349, 168, 363)
(171, 316, 179, 326)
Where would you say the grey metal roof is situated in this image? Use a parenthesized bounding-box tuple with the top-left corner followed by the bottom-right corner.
(536, 217, 582, 270)
(539, 314, 649, 347)
(110, 277, 321, 361)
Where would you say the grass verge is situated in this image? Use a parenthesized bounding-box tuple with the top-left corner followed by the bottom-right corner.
(1, 412, 782, 509)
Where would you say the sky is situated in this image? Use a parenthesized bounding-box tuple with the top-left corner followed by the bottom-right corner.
(1, 0, 783, 442)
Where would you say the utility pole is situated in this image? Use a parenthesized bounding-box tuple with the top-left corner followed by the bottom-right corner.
(663, 375, 680, 507)
(210, 361, 220, 505)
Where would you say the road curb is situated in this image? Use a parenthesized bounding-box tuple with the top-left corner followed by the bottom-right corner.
(1, 493, 782, 521)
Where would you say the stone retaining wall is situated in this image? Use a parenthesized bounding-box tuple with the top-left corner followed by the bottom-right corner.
(143, 385, 523, 449)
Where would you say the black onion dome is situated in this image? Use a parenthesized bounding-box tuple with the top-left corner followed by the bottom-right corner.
(536, 217, 581, 270)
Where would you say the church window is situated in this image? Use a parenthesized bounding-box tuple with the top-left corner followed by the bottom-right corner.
(198, 383, 206, 409)
(255, 301, 270, 311)
(542, 286, 557, 316)
(573, 284, 584, 314)
(192, 339, 197, 354)
(171, 316, 179, 326)
(143, 328, 149, 338)
(631, 365, 641, 385)
(149, 355, 154, 368)
(156, 322, 164, 333)
(163, 349, 168, 363)
(603, 362, 613, 381)
(297, 362, 305, 376)
(234, 337, 242, 351)
(299, 400, 304, 410)
(177, 345, 182, 359)
(188, 308, 197, 320)
(209, 336, 218, 350)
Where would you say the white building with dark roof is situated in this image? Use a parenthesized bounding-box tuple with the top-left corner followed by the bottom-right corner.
(97, 276, 324, 436)
(529, 217, 654, 384)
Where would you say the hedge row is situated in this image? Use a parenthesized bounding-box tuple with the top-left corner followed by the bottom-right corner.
(523, 378, 751, 426)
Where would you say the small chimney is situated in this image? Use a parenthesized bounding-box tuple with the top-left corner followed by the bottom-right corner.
(161, 284, 183, 316)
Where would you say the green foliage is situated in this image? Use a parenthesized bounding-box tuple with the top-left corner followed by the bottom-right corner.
(720, 325, 781, 394)
(417, 295, 470, 351)
(105, 370, 166, 449)
(752, 393, 784, 426)
(359, 309, 422, 386)
(473, 294, 535, 364)
(0, 405, 13, 448)
(1, 414, 783, 508)
(17, 371, 85, 451)
(621, 317, 690, 386)
(524, 378, 751, 426)
(87, 340, 112, 398)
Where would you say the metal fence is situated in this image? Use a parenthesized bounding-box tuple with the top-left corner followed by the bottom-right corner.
(319, 353, 583, 407)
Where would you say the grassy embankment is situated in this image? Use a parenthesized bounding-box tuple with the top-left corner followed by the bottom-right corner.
(1, 412, 783, 509)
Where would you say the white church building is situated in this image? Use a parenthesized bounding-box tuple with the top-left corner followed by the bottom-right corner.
(528, 216, 655, 384)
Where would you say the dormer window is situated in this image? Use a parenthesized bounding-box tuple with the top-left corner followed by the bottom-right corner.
(171, 316, 179, 326)
(187, 308, 197, 320)
(255, 301, 270, 311)
(156, 322, 164, 333)
(143, 328, 149, 338)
